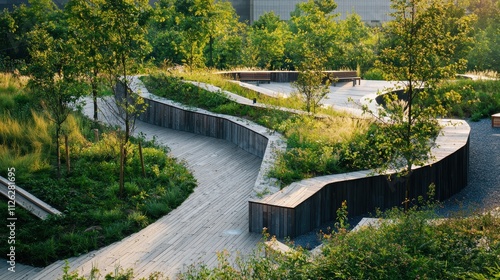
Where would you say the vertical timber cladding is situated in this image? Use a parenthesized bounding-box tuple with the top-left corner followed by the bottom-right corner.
(249, 202, 295, 238)
(139, 97, 268, 158)
(250, 138, 469, 239)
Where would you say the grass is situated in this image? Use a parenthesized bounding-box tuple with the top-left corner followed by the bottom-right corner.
(142, 72, 374, 185)
(170, 70, 306, 111)
(0, 73, 198, 267)
(166, 69, 354, 117)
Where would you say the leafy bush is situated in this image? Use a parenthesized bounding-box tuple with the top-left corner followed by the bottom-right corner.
(432, 79, 500, 120)
(363, 68, 386, 80)
(176, 206, 500, 279)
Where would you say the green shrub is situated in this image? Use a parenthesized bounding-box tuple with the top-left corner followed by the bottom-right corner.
(127, 211, 149, 228)
(28, 237, 58, 266)
(102, 221, 133, 242)
(143, 200, 170, 219)
(363, 68, 386, 80)
(432, 79, 500, 119)
(60, 231, 99, 256)
(177, 206, 500, 279)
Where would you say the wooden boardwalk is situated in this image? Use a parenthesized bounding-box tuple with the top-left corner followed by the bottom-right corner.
(0, 110, 263, 279)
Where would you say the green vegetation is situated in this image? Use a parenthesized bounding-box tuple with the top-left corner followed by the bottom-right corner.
(0, 0, 498, 277)
(142, 72, 374, 186)
(0, 73, 196, 267)
(367, 0, 473, 210)
(59, 203, 500, 279)
(1, 0, 498, 75)
(176, 205, 500, 279)
(162, 70, 308, 111)
(433, 79, 500, 121)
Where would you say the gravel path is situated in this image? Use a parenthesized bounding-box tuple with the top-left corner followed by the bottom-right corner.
(438, 118, 500, 216)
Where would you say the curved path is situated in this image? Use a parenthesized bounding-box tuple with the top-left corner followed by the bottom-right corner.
(1, 79, 486, 279)
(1, 101, 263, 279)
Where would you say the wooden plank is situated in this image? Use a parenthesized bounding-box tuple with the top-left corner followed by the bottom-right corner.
(492, 113, 500, 127)
(32, 100, 264, 279)
(0, 176, 62, 220)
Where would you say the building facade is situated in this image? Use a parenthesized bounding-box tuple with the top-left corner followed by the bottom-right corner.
(1, 0, 392, 26)
(232, 0, 392, 25)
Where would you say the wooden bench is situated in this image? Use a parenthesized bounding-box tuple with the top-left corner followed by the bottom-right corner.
(326, 71, 361, 86)
(238, 72, 271, 85)
(0, 176, 62, 219)
(492, 113, 500, 127)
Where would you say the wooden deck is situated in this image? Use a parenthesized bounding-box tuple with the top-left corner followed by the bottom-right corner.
(1, 104, 263, 279)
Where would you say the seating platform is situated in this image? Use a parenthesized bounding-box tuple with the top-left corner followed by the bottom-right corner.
(492, 113, 500, 127)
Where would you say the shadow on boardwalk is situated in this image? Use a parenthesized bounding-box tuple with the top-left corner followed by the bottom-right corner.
(0, 101, 263, 279)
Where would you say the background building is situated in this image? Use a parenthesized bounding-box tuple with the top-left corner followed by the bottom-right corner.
(242, 0, 392, 25)
(1, 0, 392, 26)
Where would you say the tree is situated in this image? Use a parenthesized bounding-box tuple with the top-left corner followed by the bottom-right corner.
(466, 0, 500, 72)
(337, 13, 375, 73)
(0, 0, 60, 69)
(287, 0, 338, 112)
(100, 0, 151, 196)
(245, 12, 290, 70)
(65, 0, 109, 122)
(27, 21, 87, 178)
(149, 0, 243, 70)
(368, 0, 473, 210)
(148, 0, 184, 66)
(287, 0, 339, 70)
(292, 57, 331, 113)
(205, 0, 245, 69)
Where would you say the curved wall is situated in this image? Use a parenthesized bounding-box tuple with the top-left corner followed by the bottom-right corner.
(130, 77, 470, 239)
(249, 120, 470, 238)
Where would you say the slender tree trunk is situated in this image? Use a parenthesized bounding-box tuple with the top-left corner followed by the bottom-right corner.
(65, 134, 70, 175)
(209, 35, 214, 68)
(92, 82, 98, 122)
(120, 54, 129, 198)
(54, 121, 61, 179)
(405, 169, 410, 212)
(139, 141, 145, 177)
(94, 128, 99, 142)
(92, 65, 99, 122)
(119, 143, 125, 198)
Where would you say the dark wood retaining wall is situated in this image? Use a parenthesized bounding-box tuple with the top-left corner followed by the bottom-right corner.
(249, 122, 470, 238)
(130, 77, 469, 240)
(138, 98, 269, 159)
(218, 71, 358, 83)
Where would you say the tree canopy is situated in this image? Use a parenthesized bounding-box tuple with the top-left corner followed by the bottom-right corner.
(367, 0, 474, 209)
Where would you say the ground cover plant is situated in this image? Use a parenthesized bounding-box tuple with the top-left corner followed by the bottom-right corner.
(142, 72, 375, 186)
(431, 79, 500, 121)
(146, 69, 308, 111)
(59, 203, 500, 279)
(0, 73, 197, 266)
(177, 206, 500, 280)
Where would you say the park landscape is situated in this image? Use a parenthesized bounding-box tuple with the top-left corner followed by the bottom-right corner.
(0, 0, 500, 279)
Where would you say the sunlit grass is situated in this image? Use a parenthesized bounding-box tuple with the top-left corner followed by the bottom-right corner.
(464, 70, 499, 79)
(0, 72, 28, 93)
(170, 69, 311, 112)
(281, 115, 371, 144)
(166, 69, 366, 119)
